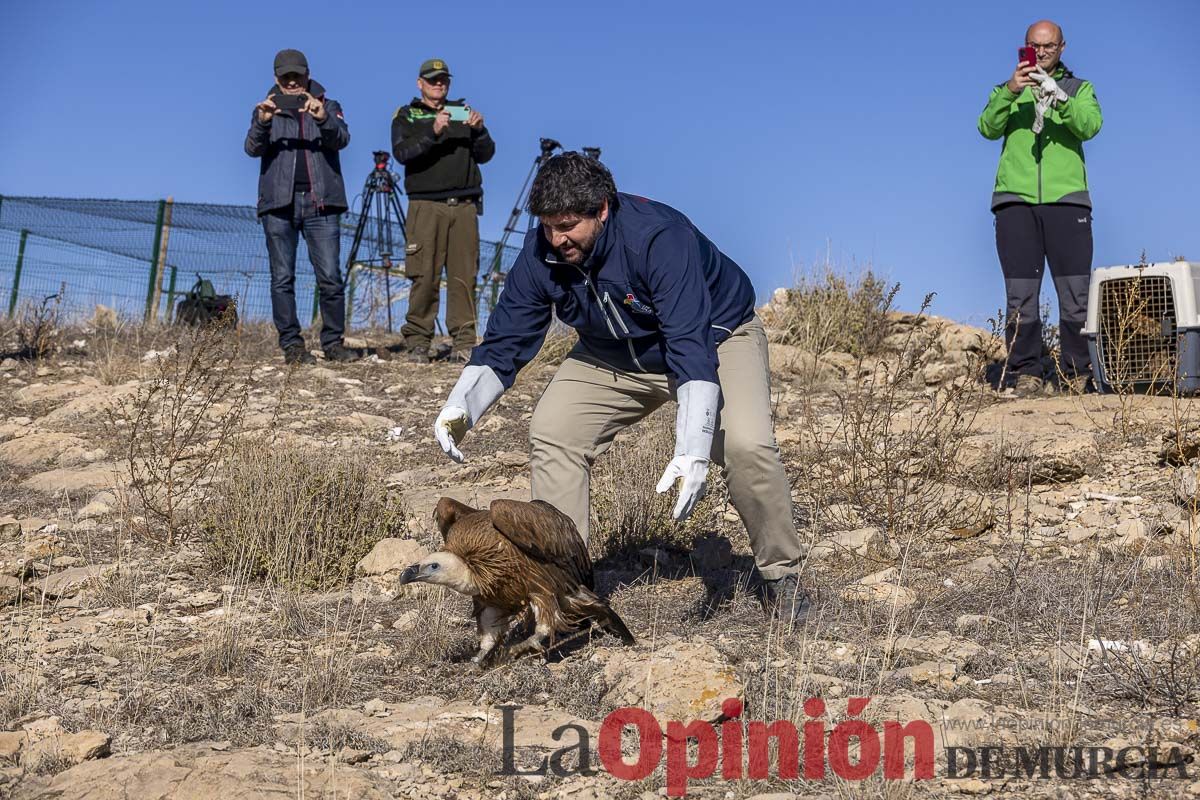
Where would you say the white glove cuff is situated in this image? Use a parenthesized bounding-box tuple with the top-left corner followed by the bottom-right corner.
(445, 365, 505, 428)
(674, 380, 720, 459)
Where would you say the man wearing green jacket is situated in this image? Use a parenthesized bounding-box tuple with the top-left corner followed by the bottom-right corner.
(978, 20, 1103, 396)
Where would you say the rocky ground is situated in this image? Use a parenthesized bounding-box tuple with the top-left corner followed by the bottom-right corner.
(2, 306, 1200, 799)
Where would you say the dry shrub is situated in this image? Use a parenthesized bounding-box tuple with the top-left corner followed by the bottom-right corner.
(15, 286, 66, 360)
(114, 326, 250, 544)
(589, 408, 723, 560)
(202, 441, 403, 589)
(793, 296, 991, 538)
(764, 265, 899, 358)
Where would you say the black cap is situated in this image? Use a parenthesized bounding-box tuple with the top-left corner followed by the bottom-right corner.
(274, 49, 309, 77)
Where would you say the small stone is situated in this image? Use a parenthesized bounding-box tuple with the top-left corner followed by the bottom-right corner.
(0, 576, 25, 606)
(495, 450, 529, 467)
(1066, 527, 1098, 543)
(392, 610, 420, 631)
(0, 517, 21, 540)
(338, 746, 372, 764)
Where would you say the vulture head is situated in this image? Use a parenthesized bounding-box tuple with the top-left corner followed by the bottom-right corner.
(397, 496, 635, 669)
(398, 552, 477, 595)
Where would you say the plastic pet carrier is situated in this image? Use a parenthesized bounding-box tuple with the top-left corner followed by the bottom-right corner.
(1083, 261, 1200, 394)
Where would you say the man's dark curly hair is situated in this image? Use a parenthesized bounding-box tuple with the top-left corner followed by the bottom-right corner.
(527, 152, 617, 217)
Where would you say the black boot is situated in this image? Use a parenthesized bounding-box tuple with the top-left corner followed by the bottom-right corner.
(283, 343, 316, 365)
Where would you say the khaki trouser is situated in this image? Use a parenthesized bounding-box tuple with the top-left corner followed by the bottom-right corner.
(402, 199, 480, 350)
(528, 317, 802, 580)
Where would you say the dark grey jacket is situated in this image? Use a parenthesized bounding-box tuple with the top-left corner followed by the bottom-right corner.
(244, 79, 350, 216)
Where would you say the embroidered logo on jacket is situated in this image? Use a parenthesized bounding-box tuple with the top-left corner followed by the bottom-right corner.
(623, 293, 655, 315)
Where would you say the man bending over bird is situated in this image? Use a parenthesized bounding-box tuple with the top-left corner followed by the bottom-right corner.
(430, 153, 810, 623)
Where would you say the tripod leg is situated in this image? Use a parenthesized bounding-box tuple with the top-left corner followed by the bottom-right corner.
(345, 186, 375, 324)
(385, 268, 393, 334)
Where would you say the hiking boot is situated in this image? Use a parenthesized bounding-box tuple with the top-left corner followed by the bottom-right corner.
(405, 345, 431, 364)
(447, 347, 473, 364)
(324, 343, 362, 363)
(763, 573, 812, 625)
(1012, 374, 1044, 398)
(283, 343, 316, 365)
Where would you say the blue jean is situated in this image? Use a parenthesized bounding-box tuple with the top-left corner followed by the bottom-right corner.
(262, 191, 345, 351)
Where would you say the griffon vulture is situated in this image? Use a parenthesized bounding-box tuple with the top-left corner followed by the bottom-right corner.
(399, 497, 635, 668)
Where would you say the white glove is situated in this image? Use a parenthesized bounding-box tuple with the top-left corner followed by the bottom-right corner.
(435, 406, 469, 463)
(433, 365, 504, 463)
(1030, 68, 1068, 101)
(656, 455, 710, 521)
(655, 380, 721, 522)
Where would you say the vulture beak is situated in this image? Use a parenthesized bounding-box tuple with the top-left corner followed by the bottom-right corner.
(398, 563, 422, 585)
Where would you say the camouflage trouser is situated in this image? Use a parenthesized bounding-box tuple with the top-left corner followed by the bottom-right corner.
(401, 199, 480, 350)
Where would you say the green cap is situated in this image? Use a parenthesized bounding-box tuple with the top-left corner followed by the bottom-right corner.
(418, 58, 452, 79)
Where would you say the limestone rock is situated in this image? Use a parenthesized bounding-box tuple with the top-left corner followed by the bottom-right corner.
(495, 450, 529, 467)
(341, 411, 396, 431)
(0, 575, 26, 606)
(40, 564, 115, 598)
(0, 432, 89, 469)
(24, 730, 110, 769)
(355, 538, 429, 576)
(840, 580, 918, 609)
(596, 638, 742, 722)
(20, 462, 125, 494)
(28, 744, 396, 800)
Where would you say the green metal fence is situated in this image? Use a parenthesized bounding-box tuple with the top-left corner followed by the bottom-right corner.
(0, 194, 520, 329)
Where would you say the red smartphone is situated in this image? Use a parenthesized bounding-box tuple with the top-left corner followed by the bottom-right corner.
(1019, 46, 1037, 67)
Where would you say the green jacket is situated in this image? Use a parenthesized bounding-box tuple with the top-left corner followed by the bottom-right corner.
(978, 64, 1102, 209)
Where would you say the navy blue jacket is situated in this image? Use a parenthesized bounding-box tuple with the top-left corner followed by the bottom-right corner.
(244, 79, 350, 216)
(469, 193, 757, 389)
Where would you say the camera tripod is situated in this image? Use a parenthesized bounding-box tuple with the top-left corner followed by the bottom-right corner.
(480, 140, 605, 300)
(344, 151, 408, 332)
(483, 138, 561, 280)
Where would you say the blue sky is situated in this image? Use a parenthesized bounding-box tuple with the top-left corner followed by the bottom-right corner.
(1, 0, 1197, 326)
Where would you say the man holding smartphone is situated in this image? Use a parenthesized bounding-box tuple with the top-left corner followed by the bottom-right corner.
(245, 48, 358, 365)
(391, 58, 495, 364)
(978, 20, 1103, 396)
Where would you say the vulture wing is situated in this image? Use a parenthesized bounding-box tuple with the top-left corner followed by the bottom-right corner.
(434, 497, 479, 541)
(489, 500, 593, 588)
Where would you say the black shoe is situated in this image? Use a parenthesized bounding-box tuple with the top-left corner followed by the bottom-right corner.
(405, 346, 430, 364)
(324, 343, 361, 363)
(763, 574, 812, 625)
(283, 343, 316, 365)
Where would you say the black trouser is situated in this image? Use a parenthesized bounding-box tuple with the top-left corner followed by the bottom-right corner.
(995, 202, 1093, 379)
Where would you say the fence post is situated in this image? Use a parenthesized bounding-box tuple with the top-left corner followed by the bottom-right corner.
(164, 266, 179, 323)
(7, 229, 28, 318)
(151, 197, 174, 320)
(145, 199, 166, 322)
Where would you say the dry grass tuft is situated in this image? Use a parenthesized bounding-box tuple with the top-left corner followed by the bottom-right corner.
(202, 441, 404, 590)
(589, 408, 724, 561)
(763, 264, 899, 358)
(529, 318, 578, 370)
